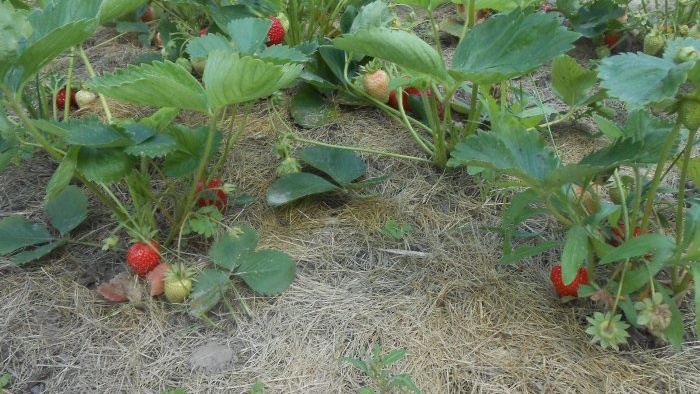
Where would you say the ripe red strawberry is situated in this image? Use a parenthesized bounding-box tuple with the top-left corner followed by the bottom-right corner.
(609, 222, 642, 247)
(195, 178, 228, 211)
(54, 87, 78, 110)
(265, 16, 285, 46)
(199, 26, 208, 36)
(126, 241, 161, 276)
(603, 32, 620, 48)
(363, 69, 389, 102)
(550, 264, 589, 298)
(388, 87, 422, 112)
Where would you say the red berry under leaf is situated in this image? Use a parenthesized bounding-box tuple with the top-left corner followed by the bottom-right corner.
(54, 87, 78, 110)
(609, 222, 643, 247)
(195, 178, 228, 211)
(604, 32, 620, 48)
(550, 264, 589, 298)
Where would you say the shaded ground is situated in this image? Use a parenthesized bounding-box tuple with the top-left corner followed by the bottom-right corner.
(2, 4, 700, 394)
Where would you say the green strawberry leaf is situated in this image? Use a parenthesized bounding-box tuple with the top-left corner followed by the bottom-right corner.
(236, 249, 296, 296)
(122, 123, 156, 144)
(225, 17, 269, 55)
(599, 234, 675, 265)
(27, 0, 100, 39)
(655, 283, 684, 351)
(298, 146, 367, 184)
(12, 240, 64, 265)
(77, 147, 135, 184)
(593, 114, 623, 140)
(393, 0, 451, 9)
(259, 45, 309, 64)
(185, 34, 237, 59)
(189, 269, 230, 316)
(598, 53, 693, 106)
(568, 0, 624, 37)
(266, 172, 340, 206)
(45, 185, 87, 236)
(87, 60, 208, 112)
(98, 0, 148, 25)
(123, 134, 177, 158)
(209, 225, 259, 271)
(692, 264, 700, 340)
(0, 2, 32, 75)
(348, 0, 395, 33)
(163, 125, 222, 178)
(45, 146, 79, 202)
(450, 10, 579, 85)
(551, 55, 598, 107)
(447, 121, 560, 185)
(0, 216, 54, 254)
(290, 84, 336, 128)
(333, 28, 448, 81)
(4, 19, 97, 92)
(62, 117, 132, 148)
(203, 51, 302, 108)
(561, 225, 589, 284)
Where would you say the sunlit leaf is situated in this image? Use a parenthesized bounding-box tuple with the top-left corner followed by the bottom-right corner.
(451, 10, 579, 84)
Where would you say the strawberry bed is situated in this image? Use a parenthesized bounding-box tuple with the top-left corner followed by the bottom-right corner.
(2, 1, 700, 393)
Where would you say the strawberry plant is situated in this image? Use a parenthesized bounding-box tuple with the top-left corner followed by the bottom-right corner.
(448, 37, 700, 349)
(192, 224, 296, 319)
(0, 1, 299, 316)
(318, 2, 580, 167)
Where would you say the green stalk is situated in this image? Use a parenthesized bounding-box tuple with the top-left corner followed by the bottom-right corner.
(640, 121, 683, 232)
(165, 109, 223, 245)
(78, 46, 112, 122)
(289, 135, 432, 164)
(62, 47, 77, 122)
(674, 128, 697, 245)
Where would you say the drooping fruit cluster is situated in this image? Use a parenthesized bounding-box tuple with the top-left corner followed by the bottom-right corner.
(550, 264, 589, 298)
(126, 241, 161, 276)
(164, 263, 196, 303)
(265, 16, 285, 46)
(195, 178, 228, 211)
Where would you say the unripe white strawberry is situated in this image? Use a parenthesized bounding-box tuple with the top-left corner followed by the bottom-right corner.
(362, 69, 389, 103)
(74, 90, 97, 108)
(164, 263, 195, 303)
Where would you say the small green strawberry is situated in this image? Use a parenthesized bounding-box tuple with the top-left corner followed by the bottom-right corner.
(362, 69, 390, 103)
(643, 31, 665, 55)
(678, 99, 700, 131)
(164, 263, 195, 303)
(126, 241, 161, 276)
